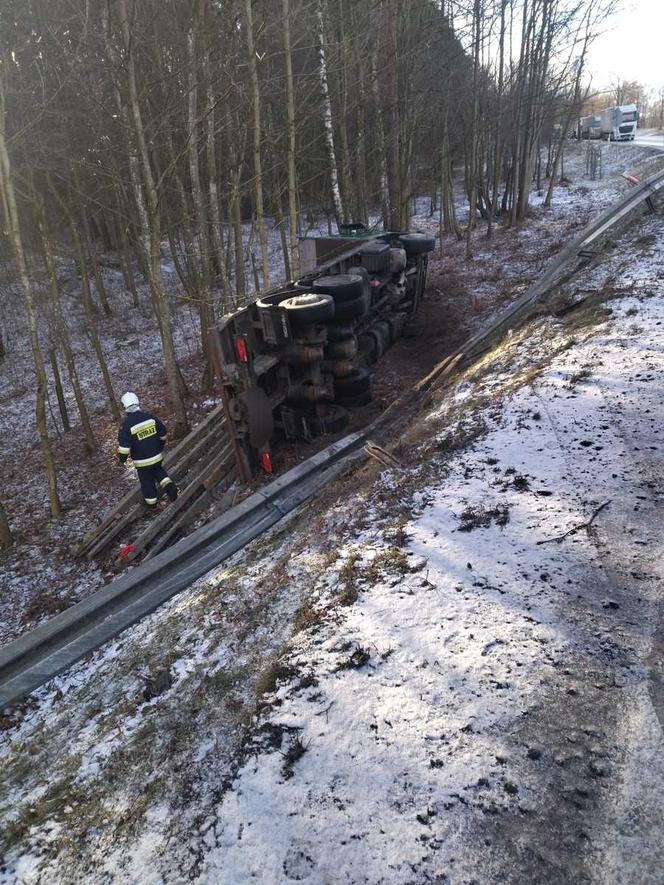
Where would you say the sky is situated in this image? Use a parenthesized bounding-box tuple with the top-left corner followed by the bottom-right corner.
(585, 0, 664, 92)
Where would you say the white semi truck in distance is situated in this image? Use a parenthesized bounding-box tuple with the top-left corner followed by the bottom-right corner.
(600, 104, 638, 141)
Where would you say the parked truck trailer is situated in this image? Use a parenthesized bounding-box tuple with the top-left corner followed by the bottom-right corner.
(577, 114, 601, 140)
(211, 227, 436, 480)
(600, 104, 638, 141)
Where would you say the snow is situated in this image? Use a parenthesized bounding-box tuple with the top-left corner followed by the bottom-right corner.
(2, 144, 664, 882)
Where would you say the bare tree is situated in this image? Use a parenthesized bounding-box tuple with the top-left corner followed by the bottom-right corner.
(0, 60, 62, 518)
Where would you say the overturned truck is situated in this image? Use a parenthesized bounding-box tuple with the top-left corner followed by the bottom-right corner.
(211, 228, 436, 480)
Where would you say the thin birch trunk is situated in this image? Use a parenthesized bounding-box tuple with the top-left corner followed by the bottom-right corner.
(370, 48, 389, 229)
(282, 0, 300, 278)
(316, 0, 344, 224)
(243, 0, 270, 289)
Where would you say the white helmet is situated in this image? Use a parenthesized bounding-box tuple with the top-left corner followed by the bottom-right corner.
(121, 391, 140, 412)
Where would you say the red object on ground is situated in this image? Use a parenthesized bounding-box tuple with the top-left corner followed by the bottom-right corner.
(119, 544, 138, 558)
(261, 452, 273, 473)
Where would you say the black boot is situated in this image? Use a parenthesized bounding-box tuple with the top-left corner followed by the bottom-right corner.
(166, 482, 178, 502)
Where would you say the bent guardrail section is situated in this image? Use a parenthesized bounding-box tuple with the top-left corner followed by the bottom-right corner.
(0, 431, 369, 709)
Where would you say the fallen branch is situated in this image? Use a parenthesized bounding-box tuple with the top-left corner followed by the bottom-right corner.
(364, 441, 401, 468)
(537, 500, 611, 545)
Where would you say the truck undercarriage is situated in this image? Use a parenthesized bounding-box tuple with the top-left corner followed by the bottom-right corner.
(212, 228, 436, 480)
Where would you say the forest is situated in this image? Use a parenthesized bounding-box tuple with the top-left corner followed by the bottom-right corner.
(0, 0, 615, 548)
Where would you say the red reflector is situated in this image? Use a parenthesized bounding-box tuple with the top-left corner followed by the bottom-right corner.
(119, 544, 138, 558)
(261, 452, 273, 473)
(235, 336, 248, 362)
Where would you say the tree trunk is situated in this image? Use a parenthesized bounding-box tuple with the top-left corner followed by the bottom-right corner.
(38, 205, 97, 453)
(316, 0, 344, 224)
(370, 47, 390, 229)
(116, 0, 188, 436)
(282, 0, 300, 278)
(52, 184, 120, 422)
(49, 348, 71, 433)
(0, 86, 62, 518)
(465, 0, 482, 259)
(243, 0, 271, 289)
(202, 33, 231, 304)
(187, 0, 215, 393)
(0, 496, 12, 550)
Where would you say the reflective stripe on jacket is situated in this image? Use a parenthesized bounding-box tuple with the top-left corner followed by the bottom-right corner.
(118, 410, 167, 467)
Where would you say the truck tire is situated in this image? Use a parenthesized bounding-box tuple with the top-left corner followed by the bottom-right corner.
(336, 388, 372, 408)
(280, 293, 335, 327)
(389, 247, 407, 273)
(331, 292, 369, 323)
(386, 315, 402, 343)
(287, 381, 333, 403)
(256, 289, 298, 309)
(371, 320, 394, 353)
(313, 273, 364, 303)
(325, 337, 358, 359)
(348, 265, 369, 282)
(398, 233, 436, 255)
(308, 404, 350, 436)
(327, 323, 355, 342)
(358, 331, 380, 365)
(327, 359, 356, 378)
(334, 367, 371, 398)
(320, 404, 350, 434)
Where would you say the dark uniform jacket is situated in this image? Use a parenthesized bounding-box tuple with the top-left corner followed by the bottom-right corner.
(118, 410, 167, 467)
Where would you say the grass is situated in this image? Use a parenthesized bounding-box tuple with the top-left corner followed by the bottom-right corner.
(458, 504, 510, 532)
(336, 552, 361, 606)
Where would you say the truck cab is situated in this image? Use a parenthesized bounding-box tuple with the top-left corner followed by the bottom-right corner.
(601, 104, 638, 141)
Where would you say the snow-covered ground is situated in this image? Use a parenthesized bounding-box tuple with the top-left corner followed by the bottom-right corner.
(1, 191, 664, 882)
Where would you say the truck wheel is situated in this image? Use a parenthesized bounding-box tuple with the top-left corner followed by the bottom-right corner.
(336, 388, 373, 408)
(313, 273, 365, 303)
(334, 367, 371, 398)
(371, 321, 391, 351)
(326, 337, 358, 359)
(327, 323, 355, 342)
(331, 292, 369, 323)
(280, 293, 335, 327)
(386, 315, 403, 343)
(318, 404, 350, 435)
(256, 289, 298, 309)
(398, 233, 436, 255)
(287, 381, 333, 403)
(389, 247, 407, 273)
(358, 331, 380, 365)
(348, 265, 369, 282)
(328, 359, 356, 378)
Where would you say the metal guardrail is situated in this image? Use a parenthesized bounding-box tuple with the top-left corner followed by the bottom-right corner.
(0, 431, 370, 709)
(2, 162, 662, 711)
(415, 163, 664, 392)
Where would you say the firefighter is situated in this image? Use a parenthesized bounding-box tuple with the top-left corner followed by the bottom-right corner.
(117, 392, 178, 508)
